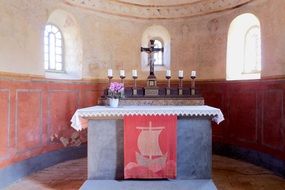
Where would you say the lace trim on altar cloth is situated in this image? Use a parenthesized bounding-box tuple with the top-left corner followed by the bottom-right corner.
(71, 105, 224, 131)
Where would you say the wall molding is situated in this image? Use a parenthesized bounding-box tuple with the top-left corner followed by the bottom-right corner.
(2, 70, 285, 84)
(261, 89, 284, 150)
(0, 71, 44, 81)
(47, 90, 80, 142)
(65, 0, 253, 20)
(15, 89, 43, 153)
(0, 89, 11, 160)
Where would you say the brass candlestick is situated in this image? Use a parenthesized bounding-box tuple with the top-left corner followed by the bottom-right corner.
(119, 75, 126, 96)
(166, 76, 171, 95)
(178, 76, 183, 95)
(108, 76, 113, 86)
(132, 76, 138, 96)
(191, 75, 196, 96)
(107, 76, 113, 96)
(120, 75, 126, 84)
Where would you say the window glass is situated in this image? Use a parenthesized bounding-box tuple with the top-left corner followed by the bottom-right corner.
(44, 24, 64, 72)
(244, 26, 261, 73)
(153, 40, 163, 66)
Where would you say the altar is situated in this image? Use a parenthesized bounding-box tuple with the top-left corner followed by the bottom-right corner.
(71, 105, 224, 190)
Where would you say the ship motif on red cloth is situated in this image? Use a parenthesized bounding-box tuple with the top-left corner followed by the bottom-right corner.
(124, 115, 176, 179)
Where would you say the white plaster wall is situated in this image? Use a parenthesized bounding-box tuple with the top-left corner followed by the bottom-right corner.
(0, 0, 284, 80)
(0, 1, 45, 75)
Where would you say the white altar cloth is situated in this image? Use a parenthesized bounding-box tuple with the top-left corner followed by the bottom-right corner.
(71, 105, 224, 131)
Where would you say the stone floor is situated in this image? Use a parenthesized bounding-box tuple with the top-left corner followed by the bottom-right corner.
(4, 155, 285, 190)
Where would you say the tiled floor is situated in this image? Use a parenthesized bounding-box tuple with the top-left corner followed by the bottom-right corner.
(4, 155, 285, 190)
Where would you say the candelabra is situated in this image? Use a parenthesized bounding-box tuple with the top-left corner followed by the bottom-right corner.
(132, 76, 138, 96)
(178, 76, 183, 95)
(191, 75, 196, 96)
(166, 75, 171, 95)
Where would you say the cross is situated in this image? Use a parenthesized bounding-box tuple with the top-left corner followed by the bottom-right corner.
(141, 40, 164, 77)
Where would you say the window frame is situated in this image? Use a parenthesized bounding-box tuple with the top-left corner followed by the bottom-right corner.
(242, 25, 261, 74)
(44, 23, 65, 73)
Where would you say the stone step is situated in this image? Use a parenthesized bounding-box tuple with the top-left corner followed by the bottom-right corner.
(80, 179, 217, 190)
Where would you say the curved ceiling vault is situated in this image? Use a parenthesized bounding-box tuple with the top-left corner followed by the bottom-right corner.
(65, 0, 253, 19)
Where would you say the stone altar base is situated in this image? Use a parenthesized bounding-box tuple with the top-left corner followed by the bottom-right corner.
(83, 117, 217, 189)
(87, 118, 212, 179)
(80, 180, 217, 190)
(74, 106, 224, 190)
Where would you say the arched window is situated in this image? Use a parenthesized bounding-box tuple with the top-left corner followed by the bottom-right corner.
(227, 13, 261, 80)
(44, 24, 64, 72)
(141, 25, 170, 72)
(44, 9, 82, 80)
(152, 39, 163, 66)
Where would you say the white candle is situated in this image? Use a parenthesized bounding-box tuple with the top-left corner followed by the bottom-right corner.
(120, 70, 125, 77)
(166, 70, 171, 77)
(107, 69, 113, 77)
(132, 70, 137, 77)
(178, 70, 184, 78)
(191, 71, 196, 77)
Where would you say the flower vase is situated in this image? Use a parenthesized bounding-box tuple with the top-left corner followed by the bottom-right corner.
(109, 98, 119, 108)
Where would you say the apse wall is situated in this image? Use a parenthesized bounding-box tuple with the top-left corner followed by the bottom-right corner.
(0, 0, 285, 187)
(1, 0, 284, 80)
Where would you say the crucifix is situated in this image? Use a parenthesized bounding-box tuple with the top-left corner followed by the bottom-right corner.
(141, 40, 164, 94)
(141, 39, 164, 78)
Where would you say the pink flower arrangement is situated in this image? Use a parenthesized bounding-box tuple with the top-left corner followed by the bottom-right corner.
(108, 82, 124, 99)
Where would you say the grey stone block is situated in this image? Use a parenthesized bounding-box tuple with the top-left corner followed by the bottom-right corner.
(88, 117, 212, 180)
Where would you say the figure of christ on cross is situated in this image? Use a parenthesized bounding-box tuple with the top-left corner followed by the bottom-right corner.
(141, 40, 164, 77)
